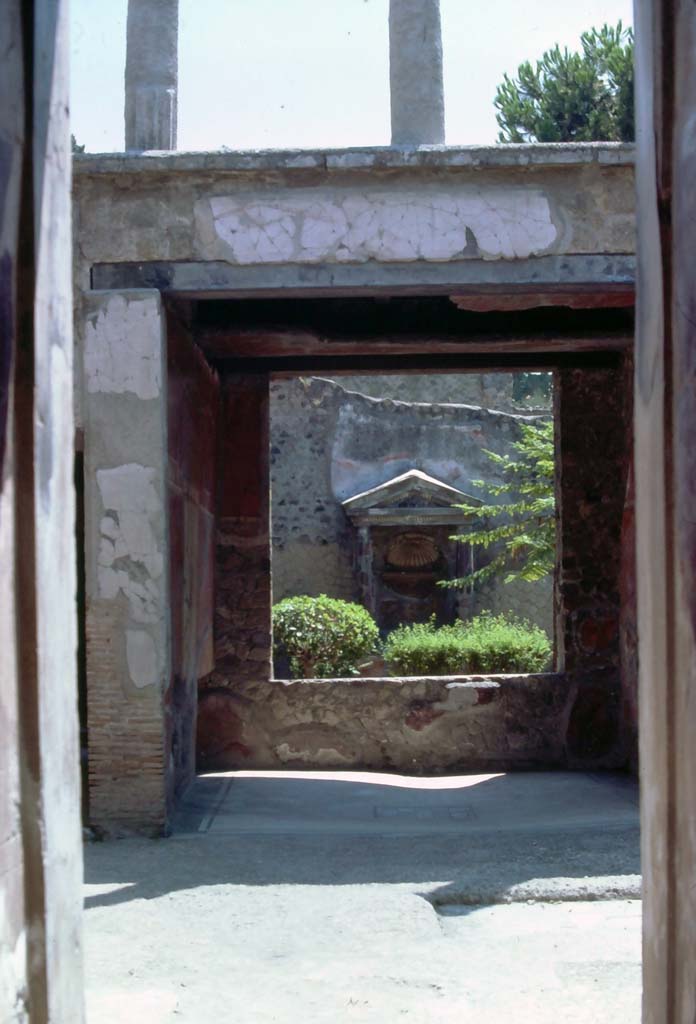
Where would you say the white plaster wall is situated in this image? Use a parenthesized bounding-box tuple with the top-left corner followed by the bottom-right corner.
(83, 290, 170, 696)
(96, 464, 164, 625)
(84, 293, 162, 399)
(196, 186, 557, 265)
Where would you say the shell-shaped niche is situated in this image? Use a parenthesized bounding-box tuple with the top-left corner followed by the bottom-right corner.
(386, 532, 440, 570)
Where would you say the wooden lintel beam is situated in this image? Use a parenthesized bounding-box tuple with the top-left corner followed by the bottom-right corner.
(194, 327, 633, 361)
(449, 288, 635, 313)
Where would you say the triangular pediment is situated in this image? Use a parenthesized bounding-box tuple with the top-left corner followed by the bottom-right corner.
(342, 469, 479, 514)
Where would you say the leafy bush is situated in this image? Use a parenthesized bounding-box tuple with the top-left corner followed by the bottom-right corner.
(383, 613, 552, 676)
(273, 595, 379, 678)
(382, 621, 469, 676)
(455, 613, 552, 673)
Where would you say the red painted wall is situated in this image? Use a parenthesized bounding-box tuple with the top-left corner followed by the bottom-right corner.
(167, 314, 219, 806)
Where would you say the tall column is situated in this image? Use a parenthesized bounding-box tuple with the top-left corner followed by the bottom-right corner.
(1, 2, 83, 1020)
(124, 0, 179, 150)
(389, 0, 445, 145)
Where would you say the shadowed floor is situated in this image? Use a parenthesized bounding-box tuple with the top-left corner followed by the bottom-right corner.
(84, 771, 641, 1022)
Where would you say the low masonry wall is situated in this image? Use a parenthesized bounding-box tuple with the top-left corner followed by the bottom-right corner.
(196, 671, 623, 774)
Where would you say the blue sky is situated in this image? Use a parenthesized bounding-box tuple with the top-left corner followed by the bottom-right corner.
(70, 0, 633, 152)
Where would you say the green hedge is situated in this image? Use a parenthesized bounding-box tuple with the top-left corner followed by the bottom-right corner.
(382, 613, 552, 676)
(273, 595, 379, 678)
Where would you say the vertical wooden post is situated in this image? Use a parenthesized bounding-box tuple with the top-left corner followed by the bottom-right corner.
(1, 2, 84, 1019)
(634, 0, 696, 1019)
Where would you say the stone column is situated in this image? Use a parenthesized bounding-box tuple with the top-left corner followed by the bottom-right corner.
(389, 0, 445, 145)
(125, 0, 179, 150)
(82, 290, 172, 834)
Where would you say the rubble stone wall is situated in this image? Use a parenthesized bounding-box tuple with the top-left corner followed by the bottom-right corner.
(196, 671, 623, 774)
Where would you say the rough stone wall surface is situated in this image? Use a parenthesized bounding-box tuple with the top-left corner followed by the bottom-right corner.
(270, 378, 358, 608)
(270, 376, 553, 636)
(210, 375, 272, 690)
(167, 316, 218, 805)
(556, 364, 631, 677)
(72, 148, 635, 287)
(196, 672, 622, 774)
(83, 290, 171, 833)
(473, 575, 555, 640)
(332, 372, 550, 413)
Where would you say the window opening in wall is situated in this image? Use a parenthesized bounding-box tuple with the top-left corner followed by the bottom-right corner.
(269, 369, 555, 680)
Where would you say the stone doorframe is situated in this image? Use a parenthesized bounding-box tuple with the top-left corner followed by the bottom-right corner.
(80, 282, 634, 834)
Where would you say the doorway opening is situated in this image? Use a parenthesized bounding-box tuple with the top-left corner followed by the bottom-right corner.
(159, 293, 636, 780)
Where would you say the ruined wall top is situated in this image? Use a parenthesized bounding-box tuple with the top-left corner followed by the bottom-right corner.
(74, 141, 635, 178)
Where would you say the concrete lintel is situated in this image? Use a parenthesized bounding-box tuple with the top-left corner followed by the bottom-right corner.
(91, 254, 636, 299)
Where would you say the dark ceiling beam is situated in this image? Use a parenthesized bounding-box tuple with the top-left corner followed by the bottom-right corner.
(194, 327, 633, 362)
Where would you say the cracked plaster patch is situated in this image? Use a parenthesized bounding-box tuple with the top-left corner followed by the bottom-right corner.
(97, 464, 164, 623)
(198, 187, 557, 264)
(85, 294, 162, 399)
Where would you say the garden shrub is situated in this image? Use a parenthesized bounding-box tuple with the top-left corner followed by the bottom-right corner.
(383, 613, 551, 676)
(272, 595, 379, 678)
(455, 612, 551, 673)
(382, 620, 469, 676)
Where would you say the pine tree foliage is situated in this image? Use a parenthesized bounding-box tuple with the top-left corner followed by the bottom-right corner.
(495, 22, 634, 143)
(441, 420, 555, 588)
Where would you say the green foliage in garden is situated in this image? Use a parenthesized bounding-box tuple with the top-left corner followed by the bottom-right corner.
(382, 613, 552, 676)
(495, 22, 634, 143)
(272, 594, 379, 678)
(442, 419, 555, 588)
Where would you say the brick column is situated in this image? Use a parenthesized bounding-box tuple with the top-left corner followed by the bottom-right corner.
(82, 290, 171, 833)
